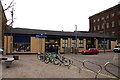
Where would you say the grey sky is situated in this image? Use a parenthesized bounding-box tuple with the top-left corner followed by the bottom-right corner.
(2, 0, 120, 31)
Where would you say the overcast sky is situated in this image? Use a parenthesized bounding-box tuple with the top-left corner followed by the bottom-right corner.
(2, 0, 120, 31)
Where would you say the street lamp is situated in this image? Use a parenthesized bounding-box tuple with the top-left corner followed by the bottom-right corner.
(10, 8, 14, 54)
(103, 19, 106, 53)
(75, 25, 77, 54)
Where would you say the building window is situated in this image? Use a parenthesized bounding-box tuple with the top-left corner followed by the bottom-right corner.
(94, 26, 96, 31)
(98, 39, 109, 50)
(13, 35, 30, 52)
(93, 19, 96, 23)
(112, 21, 115, 27)
(72, 39, 76, 48)
(106, 15, 109, 19)
(62, 39, 68, 48)
(102, 23, 104, 29)
(78, 39, 84, 48)
(97, 25, 100, 30)
(101, 17, 104, 20)
(106, 22, 109, 28)
(111, 13, 115, 17)
(97, 18, 100, 22)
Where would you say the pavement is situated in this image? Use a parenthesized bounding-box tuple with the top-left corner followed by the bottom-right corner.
(0, 52, 119, 79)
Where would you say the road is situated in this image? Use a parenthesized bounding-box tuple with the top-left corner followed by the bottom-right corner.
(64, 52, 119, 78)
(1, 52, 119, 79)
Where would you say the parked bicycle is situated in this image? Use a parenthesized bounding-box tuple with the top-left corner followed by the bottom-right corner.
(56, 54, 71, 66)
(37, 52, 47, 62)
(44, 52, 59, 65)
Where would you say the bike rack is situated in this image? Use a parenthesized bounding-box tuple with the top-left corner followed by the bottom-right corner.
(69, 57, 84, 73)
(104, 62, 120, 79)
(83, 60, 102, 79)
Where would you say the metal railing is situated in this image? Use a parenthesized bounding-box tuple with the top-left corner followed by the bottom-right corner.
(83, 60, 102, 79)
(104, 62, 120, 79)
(69, 57, 84, 73)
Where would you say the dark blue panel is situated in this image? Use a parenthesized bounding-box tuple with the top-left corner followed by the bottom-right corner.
(13, 34, 30, 43)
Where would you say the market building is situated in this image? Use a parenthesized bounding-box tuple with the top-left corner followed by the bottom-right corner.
(4, 28, 117, 54)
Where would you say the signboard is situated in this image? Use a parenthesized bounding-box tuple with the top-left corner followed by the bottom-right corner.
(36, 35, 47, 38)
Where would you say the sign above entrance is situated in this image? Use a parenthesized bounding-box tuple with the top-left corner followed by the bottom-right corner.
(36, 35, 47, 38)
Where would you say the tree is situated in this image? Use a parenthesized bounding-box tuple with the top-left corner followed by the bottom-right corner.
(1, 0, 16, 26)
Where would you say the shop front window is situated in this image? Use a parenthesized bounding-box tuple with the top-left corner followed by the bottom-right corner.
(62, 39, 68, 48)
(79, 39, 84, 48)
(13, 34, 30, 52)
(13, 42, 30, 52)
(98, 39, 110, 50)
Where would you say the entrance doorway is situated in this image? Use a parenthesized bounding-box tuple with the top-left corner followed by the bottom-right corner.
(45, 39, 60, 53)
(45, 44, 58, 53)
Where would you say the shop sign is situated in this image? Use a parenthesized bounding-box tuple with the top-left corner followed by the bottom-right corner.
(36, 35, 47, 38)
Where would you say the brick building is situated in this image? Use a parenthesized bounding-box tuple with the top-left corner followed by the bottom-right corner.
(0, 1, 7, 48)
(89, 4, 120, 44)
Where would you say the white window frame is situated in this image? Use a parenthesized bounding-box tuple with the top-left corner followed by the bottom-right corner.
(93, 19, 96, 23)
(94, 26, 96, 31)
(78, 39, 84, 48)
(102, 23, 104, 29)
(97, 25, 100, 30)
(106, 15, 109, 19)
(97, 18, 100, 22)
(101, 17, 104, 20)
(62, 39, 68, 48)
(112, 21, 115, 27)
(111, 13, 115, 17)
(106, 22, 109, 28)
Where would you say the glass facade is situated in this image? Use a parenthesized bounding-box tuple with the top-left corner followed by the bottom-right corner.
(13, 34, 30, 52)
(78, 39, 84, 48)
(62, 39, 68, 48)
(98, 39, 110, 50)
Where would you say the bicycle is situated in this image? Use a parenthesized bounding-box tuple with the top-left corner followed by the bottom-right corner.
(37, 52, 47, 62)
(56, 54, 71, 66)
(44, 52, 59, 65)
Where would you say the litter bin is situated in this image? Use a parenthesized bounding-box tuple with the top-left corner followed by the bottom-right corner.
(13, 55, 19, 60)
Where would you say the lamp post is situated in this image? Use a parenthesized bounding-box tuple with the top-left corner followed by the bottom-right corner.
(103, 19, 106, 53)
(75, 25, 77, 54)
(10, 8, 14, 54)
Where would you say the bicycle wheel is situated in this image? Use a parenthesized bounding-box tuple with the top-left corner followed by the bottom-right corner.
(37, 54, 41, 60)
(63, 59, 70, 66)
(44, 57, 49, 64)
(38, 54, 45, 62)
(53, 58, 59, 65)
